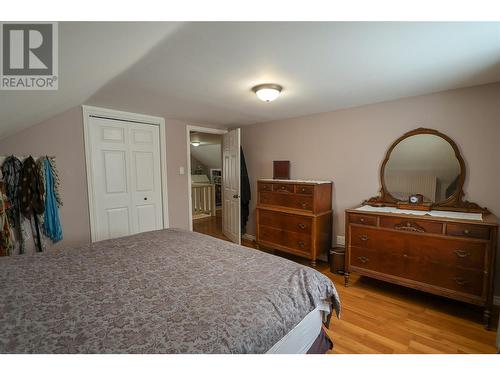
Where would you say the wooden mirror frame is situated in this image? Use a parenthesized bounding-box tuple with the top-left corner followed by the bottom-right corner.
(364, 128, 490, 214)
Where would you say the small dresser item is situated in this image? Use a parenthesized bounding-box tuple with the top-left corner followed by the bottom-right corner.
(256, 179, 332, 266)
(330, 247, 345, 275)
(273, 161, 290, 180)
(346, 128, 498, 328)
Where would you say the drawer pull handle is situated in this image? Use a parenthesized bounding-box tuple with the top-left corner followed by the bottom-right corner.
(298, 241, 305, 248)
(300, 202, 307, 209)
(453, 249, 471, 258)
(301, 188, 306, 192)
(297, 223, 306, 230)
(359, 235, 369, 241)
(453, 277, 469, 286)
(357, 256, 369, 263)
(359, 218, 365, 223)
(403, 254, 409, 258)
(463, 229, 470, 235)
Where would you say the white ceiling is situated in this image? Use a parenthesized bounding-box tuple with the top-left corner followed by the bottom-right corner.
(1, 22, 499, 139)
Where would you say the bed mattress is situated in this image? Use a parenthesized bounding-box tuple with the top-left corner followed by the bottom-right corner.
(266, 302, 331, 354)
(0, 228, 340, 353)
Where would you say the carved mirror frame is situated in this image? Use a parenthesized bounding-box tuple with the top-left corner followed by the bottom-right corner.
(364, 128, 490, 214)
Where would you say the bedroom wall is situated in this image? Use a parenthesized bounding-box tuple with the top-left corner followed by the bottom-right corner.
(0, 106, 222, 249)
(240, 82, 500, 295)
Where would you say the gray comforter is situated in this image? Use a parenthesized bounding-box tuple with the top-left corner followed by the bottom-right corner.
(0, 229, 340, 353)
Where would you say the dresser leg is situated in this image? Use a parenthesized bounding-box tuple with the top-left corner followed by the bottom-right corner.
(483, 308, 491, 330)
(344, 272, 350, 287)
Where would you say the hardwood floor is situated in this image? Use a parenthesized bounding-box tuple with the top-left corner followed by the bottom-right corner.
(193, 215, 499, 354)
(193, 209, 229, 241)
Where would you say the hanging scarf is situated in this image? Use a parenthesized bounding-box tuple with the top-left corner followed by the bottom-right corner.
(43, 158, 63, 242)
(0, 191, 14, 256)
(1, 156, 25, 253)
(48, 157, 63, 207)
(20, 156, 45, 252)
(20, 156, 45, 216)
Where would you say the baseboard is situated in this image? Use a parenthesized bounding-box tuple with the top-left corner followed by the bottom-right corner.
(494, 296, 500, 307)
(242, 233, 256, 242)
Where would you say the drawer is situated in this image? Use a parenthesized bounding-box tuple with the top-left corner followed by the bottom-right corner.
(446, 223, 490, 240)
(258, 210, 312, 234)
(258, 226, 311, 253)
(295, 184, 314, 195)
(273, 183, 294, 194)
(407, 262, 484, 297)
(258, 182, 273, 192)
(407, 236, 486, 270)
(350, 226, 405, 251)
(350, 213, 377, 226)
(259, 192, 313, 211)
(380, 217, 443, 234)
(350, 246, 379, 272)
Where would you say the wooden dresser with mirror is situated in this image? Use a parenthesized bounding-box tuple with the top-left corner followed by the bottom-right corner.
(345, 128, 498, 328)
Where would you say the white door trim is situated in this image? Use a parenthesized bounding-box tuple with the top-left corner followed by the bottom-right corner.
(82, 105, 169, 242)
(186, 125, 227, 231)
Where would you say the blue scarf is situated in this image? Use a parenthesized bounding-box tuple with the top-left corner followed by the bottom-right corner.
(43, 158, 63, 242)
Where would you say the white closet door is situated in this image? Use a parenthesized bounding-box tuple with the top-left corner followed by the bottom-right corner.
(222, 128, 241, 244)
(129, 123, 163, 234)
(88, 117, 163, 241)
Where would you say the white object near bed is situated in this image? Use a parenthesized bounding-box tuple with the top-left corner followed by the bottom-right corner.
(266, 301, 331, 354)
(191, 174, 216, 218)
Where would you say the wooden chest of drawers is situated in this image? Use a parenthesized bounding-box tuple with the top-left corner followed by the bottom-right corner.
(256, 180, 333, 265)
(345, 207, 498, 327)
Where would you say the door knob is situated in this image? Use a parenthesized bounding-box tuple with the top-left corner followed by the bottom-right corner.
(233, 194, 240, 199)
(143, 197, 148, 201)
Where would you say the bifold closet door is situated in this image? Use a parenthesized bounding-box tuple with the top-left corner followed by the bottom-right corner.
(88, 117, 163, 241)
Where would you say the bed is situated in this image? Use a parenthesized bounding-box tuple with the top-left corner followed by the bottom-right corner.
(0, 228, 340, 354)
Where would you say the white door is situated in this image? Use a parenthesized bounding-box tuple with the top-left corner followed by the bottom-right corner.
(88, 117, 163, 241)
(222, 128, 241, 244)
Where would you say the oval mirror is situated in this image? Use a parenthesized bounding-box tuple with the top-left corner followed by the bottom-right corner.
(365, 128, 489, 213)
(384, 133, 462, 204)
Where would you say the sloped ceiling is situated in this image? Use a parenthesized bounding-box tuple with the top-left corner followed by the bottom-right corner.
(0, 22, 181, 139)
(190, 132, 222, 169)
(191, 144, 222, 170)
(1, 22, 499, 139)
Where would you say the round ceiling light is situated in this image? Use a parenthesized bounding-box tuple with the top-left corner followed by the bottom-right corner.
(191, 141, 201, 147)
(252, 84, 282, 102)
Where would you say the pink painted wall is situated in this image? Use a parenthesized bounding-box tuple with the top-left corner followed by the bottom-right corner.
(0, 106, 221, 248)
(241, 82, 500, 294)
(0, 107, 89, 248)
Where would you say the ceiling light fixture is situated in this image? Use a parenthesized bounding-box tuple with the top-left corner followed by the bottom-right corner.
(252, 84, 282, 102)
(191, 141, 201, 147)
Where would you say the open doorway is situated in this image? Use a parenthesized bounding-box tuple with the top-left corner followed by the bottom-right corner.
(187, 126, 242, 244)
(187, 127, 225, 240)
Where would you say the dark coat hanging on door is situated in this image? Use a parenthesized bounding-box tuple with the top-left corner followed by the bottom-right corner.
(240, 147, 251, 233)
